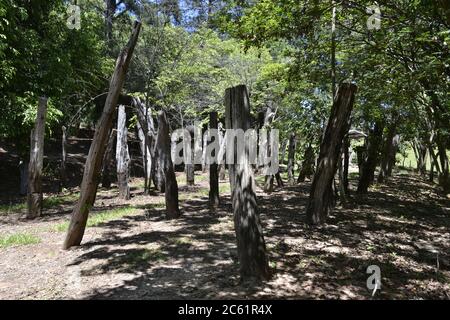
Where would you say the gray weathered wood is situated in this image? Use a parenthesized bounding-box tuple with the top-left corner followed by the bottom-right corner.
(224, 85, 270, 281)
(27, 97, 48, 219)
(116, 105, 130, 200)
(63, 22, 141, 249)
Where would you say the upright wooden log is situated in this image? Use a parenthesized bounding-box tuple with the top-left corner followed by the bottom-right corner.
(209, 112, 220, 207)
(287, 132, 296, 184)
(27, 97, 48, 219)
(298, 144, 314, 183)
(101, 129, 116, 188)
(225, 85, 270, 281)
(116, 105, 131, 200)
(185, 125, 195, 186)
(135, 97, 156, 193)
(357, 121, 384, 194)
(155, 111, 181, 219)
(63, 22, 141, 249)
(306, 82, 357, 225)
(60, 125, 67, 190)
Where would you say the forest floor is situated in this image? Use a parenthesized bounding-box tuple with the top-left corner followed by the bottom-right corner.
(0, 171, 449, 300)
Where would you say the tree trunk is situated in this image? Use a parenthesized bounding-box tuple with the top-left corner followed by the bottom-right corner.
(155, 111, 181, 219)
(287, 132, 296, 184)
(27, 97, 48, 219)
(357, 121, 384, 194)
(436, 133, 450, 193)
(306, 83, 357, 225)
(116, 105, 131, 200)
(184, 125, 196, 186)
(378, 121, 398, 183)
(225, 85, 270, 281)
(63, 22, 141, 250)
(386, 134, 400, 176)
(101, 129, 116, 188)
(342, 136, 350, 192)
(209, 112, 220, 207)
(413, 139, 427, 176)
(60, 125, 67, 191)
(135, 97, 154, 194)
(19, 160, 28, 196)
(298, 144, 314, 183)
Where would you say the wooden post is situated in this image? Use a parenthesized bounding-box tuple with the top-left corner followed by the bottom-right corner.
(27, 96, 48, 219)
(209, 112, 220, 207)
(185, 125, 195, 186)
(135, 97, 155, 193)
(63, 22, 141, 249)
(306, 82, 357, 225)
(155, 111, 181, 219)
(60, 125, 67, 190)
(102, 130, 116, 188)
(287, 132, 296, 184)
(224, 85, 270, 281)
(116, 105, 131, 200)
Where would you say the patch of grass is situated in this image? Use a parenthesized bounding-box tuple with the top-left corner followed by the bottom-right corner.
(43, 193, 79, 208)
(169, 236, 192, 245)
(53, 206, 137, 232)
(0, 233, 41, 248)
(0, 202, 27, 215)
(129, 247, 167, 265)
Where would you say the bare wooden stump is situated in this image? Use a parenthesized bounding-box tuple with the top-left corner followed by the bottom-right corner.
(209, 112, 220, 207)
(101, 129, 116, 188)
(27, 97, 48, 219)
(225, 85, 270, 281)
(134, 97, 154, 193)
(306, 82, 357, 225)
(287, 132, 296, 184)
(63, 22, 141, 250)
(155, 111, 180, 219)
(116, 105, 130, 200)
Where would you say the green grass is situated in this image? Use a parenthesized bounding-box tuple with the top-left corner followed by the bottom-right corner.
(53, 206, 137, 232)
(0, 202, 27, 215)
(0, 193, 79, 216)
(0, 233, 41, 248)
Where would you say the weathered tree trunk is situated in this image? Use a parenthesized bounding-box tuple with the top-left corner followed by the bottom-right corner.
(60, 125, 67, 191)
(386, 134, 400, 176)
(413, 139, 427, 176)
(306, 83, 357, 225)
(27, 97, 48, 219)
(342, 136, 350, 192)
(19, 160, 28, 196)
(225, 85, 270, 281)
(378, 121, 398, 183)
(63, 22, 141, 250)
(135, 97, 154, 194)
(280, 139, 288, 166)
(218, 123, 227, 181)
(287, 132, 296, 184)
(185, 126, 195, 186)
(298, 144, 314, 183)
(101, 129, 116, 188)
(436, 133, 450, 193)
(155, 111, 181, 219)
(116, 105, 131, 200)
(209, 112, 220, 207)
(357, 121, 384, 194)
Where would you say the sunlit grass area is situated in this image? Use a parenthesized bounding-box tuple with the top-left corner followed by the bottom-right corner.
(53, 206, 138, 232)
(0, 233, 41, 248)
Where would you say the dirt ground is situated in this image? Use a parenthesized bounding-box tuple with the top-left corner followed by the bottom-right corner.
(0, 171, 449, 300)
